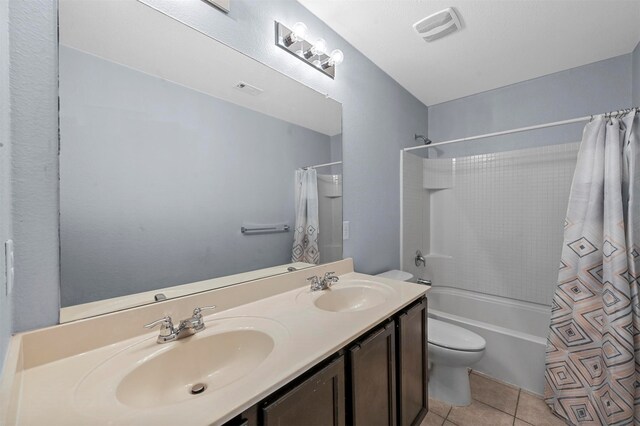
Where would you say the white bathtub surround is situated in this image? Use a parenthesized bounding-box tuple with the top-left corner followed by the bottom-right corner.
(428, 318, 485, 406)
(403, 143, 579, 305)
(292, 168, 320, 264)
(428, 286, 550, 395)
(427, 144, 579, 305)
(546, 110, 640, 425)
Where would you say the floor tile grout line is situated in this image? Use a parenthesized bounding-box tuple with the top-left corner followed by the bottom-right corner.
(444, 416, 458, 426)
(472, 398, 517, 415)
(469, 372, 522, 418)
(448, 398, 515, 425)
(470, 394, 518, 418)
(514, 388, 522, 423)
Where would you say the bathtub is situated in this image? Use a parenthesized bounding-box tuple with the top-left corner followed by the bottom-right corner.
(427, 286, 551, 395)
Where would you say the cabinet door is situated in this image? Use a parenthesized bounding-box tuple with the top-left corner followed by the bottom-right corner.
(262, 355, 346, 426)
(348, 321, 396, 426)
(240, 405, 258, 426)
(221, 405, 258, 426)
(397, 298, 428, 426)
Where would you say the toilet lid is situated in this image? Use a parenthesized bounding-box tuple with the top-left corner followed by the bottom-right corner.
(376, 270, 413, 281)
(428, 318, 486, 352)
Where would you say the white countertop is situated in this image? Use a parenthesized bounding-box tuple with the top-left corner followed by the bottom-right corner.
(5, 267, 428, 426)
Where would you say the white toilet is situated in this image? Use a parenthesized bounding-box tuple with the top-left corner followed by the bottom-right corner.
(375, 270, 486, 407)
(428, 318, 486, 406)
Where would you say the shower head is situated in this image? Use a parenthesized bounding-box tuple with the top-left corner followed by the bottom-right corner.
(415, 134, 432, 145)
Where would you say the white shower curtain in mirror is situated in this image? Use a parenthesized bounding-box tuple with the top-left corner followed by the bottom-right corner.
(545, 111, 639, 425)
(292, 168, 320, 264)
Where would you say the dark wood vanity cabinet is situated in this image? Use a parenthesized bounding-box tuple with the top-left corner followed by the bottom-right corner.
(348, 321, 397, 426)
(262, 355, 346, 426)
(396, 298, 428, 426)
(222, 297, 427, 426)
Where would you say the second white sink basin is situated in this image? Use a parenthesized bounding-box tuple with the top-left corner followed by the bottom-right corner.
(300, 279, 396, 313)
(314, 286, 387, 312)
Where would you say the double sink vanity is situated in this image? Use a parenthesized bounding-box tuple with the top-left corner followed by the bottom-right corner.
(0, 259, 430, 425)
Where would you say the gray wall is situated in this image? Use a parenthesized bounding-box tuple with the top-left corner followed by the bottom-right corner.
(428, 54, 633, 158)
(6, 1, 59, 333)
(59, 46, 332, 306)
(7, 0, 428, 334)
(634, 41, 640, 106)
(0, 0, 12, 372)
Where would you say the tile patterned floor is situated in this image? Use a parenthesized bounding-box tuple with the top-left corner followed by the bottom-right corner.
(421, 371, 568, 426)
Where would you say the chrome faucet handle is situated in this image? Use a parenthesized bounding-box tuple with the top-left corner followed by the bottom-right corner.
(191, 306, 217, 331)
(144, 316, 177, 343)
(323, 271, 339, 282)
(193, 306, 216, 316)
(144, 315, 174, 330)
(307, 275, 322, 291)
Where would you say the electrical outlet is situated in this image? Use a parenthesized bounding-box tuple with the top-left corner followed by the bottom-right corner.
(5, 240, 14, 296)
(343, 221, 350, 240)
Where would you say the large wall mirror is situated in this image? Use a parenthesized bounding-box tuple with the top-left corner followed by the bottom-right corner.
(58, 0, 343, 322)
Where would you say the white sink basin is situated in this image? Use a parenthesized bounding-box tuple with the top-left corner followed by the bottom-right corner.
(116, 329, 273, 408)
(299, 279, 396, 313)
(74, 317, 288, 416)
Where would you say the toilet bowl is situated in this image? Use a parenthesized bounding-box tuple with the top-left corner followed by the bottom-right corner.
(428, 318, 486, 406)
(375, 269, 413, 281)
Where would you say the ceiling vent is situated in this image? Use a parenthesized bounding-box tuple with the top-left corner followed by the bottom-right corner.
(413, 8, 462, 42)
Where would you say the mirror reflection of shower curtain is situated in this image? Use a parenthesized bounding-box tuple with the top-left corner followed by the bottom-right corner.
(317, 174, 342, 263)
(292, 169, 319, 264)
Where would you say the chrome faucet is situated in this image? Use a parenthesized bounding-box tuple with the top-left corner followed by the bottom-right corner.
(144, 306, 216, 344)
(308, 271, 339, 291)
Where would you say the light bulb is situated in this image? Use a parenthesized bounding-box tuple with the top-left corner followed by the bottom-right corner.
(291, 22, 308, 42)
(329, 49, 344, 66)
(311, 38, 327, 56)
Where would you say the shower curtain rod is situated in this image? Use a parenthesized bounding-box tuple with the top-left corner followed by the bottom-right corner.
(303, 160, 342, 170)
(404, 107, 639, 152)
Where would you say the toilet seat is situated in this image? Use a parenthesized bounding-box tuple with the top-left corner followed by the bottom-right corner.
(375, 270, 413, 281)
(428, 318, 485, 352)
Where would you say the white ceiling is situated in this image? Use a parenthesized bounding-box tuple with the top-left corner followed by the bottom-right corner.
(59, 0, 341, 136)
(298, 0, 640, 106)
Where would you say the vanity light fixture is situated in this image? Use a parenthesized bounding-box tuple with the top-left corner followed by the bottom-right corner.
(284, 22, 308, 46)
(275, 21, 344, 79)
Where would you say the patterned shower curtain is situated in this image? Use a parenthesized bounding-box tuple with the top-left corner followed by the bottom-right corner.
(292, 168, 320, 264)
(545, 110, 639, 425)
